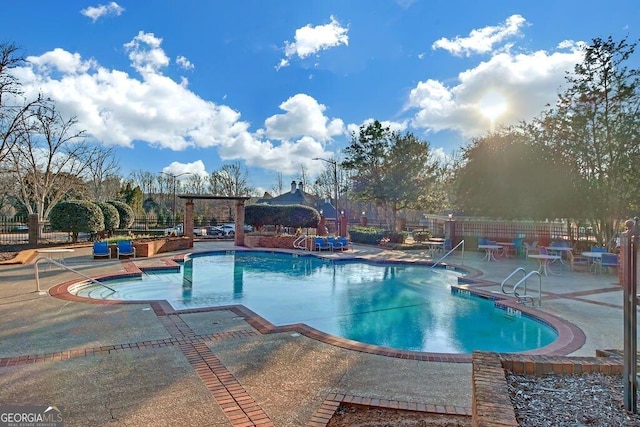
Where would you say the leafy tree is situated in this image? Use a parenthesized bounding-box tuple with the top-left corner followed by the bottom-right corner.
(95, 201, 120, 234)
(454, 127, 583, 219)
(118, 182, 143, 214)
(49, 200, 104, 242)
(536, 36, 640, 244)
(107, 200, 135, 229)
(343, 121, 440, 229)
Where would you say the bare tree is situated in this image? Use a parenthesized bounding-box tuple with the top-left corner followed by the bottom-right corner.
(128, 170, 156, 200)
(86, 146, 120, 201)
(270, 171, 284, 196)
(209, 162, 253, 196)
(296, 164, 310, 189)
(184, 173, 207, 194)
(7, 104, 109, 221)
(0, 43, 49, 165)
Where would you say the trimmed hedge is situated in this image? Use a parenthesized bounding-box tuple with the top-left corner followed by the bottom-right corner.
(95, 201, 120, 233)
(49, 200, 104, 242)
(245, 204, 320, 229)
(107, 200, 135, 229)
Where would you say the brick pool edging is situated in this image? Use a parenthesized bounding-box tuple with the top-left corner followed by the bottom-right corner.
(48, 256, 586, 362)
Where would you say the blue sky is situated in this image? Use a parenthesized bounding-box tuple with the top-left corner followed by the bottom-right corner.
(3, 1, 639, 195)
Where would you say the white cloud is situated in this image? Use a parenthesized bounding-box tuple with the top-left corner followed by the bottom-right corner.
(264, 94, 344, 142)
(407, 42, 584, 137)
(80, 2, 124, 22)
(124, 31, 170, 75)
(432, 14, 527, 57)
(279, 16, 348, 68)
(11, 33, 347, 178)
(26, 48, 96, 74)
(176, 55, 194, 70)
(162, 161, 208, 180)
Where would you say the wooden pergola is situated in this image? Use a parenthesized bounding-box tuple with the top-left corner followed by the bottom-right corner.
(178, 194, 251, 246)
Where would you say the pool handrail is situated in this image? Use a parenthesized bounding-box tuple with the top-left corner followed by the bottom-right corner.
(34, 256, 116, 295)
(430, 239, 464, 269)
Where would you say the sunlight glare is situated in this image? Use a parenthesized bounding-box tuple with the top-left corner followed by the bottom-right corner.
(478, 91, 508, 130)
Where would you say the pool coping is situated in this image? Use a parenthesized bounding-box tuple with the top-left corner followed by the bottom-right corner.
(47, 250, 587, 363)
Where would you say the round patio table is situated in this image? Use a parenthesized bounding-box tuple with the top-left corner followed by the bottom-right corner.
(528, 254, 561, 276)
(478, 244, 502, 262)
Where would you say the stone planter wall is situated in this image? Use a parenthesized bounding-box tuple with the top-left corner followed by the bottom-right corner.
(133, 237, 193, 257)
(244, 235, 297, 249)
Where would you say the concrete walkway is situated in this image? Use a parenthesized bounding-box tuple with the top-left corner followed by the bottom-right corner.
(0, 241, 630, 426)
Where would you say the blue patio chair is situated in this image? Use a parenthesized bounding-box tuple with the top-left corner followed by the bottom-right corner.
(337, 236, 352, 251)
(591, 246, 607, 252)
(327, 236, 345, 251)
(314, 237, 333, 252)
(598, 253, 618, 274)
(512, 237, 525, 258)
(477, 237, 488, 251)
(92, 241, 111, 259)
(116, 240, 136, 259)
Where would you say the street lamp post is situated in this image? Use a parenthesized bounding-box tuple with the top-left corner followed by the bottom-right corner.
(313, 157, 338, 232)
(160, 171, 191, 227)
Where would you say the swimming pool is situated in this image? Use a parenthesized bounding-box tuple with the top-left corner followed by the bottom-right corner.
(73, 251, 557, 354)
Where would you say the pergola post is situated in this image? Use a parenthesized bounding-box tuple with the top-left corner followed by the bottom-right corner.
(235, 200, 246, 247)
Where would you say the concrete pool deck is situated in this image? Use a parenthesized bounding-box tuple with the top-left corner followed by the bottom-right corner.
(0, 241, 631, 426)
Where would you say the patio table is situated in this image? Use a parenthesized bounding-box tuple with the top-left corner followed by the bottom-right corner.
(581, 251, 614, 273)
(496, 242, 515, 258)
(425, 240, 444, 257)
(528, 254, 561, 276)
(36, 248, 75, 270)
(478, 244, 502, 262)
(545, 246, 572, 265)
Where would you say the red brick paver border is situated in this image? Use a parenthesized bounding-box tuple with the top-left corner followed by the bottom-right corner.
(307, 393, 472, 427)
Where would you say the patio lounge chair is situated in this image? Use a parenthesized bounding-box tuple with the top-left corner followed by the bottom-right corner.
(92, 241, 111, 259)
(116, 240, 136, 259)
(314, 237, 333, 252)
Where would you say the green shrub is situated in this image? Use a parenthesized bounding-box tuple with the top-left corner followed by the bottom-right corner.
(107, 200, 135, 229)
(95, 202, 120, 233)
(349, 226, 387, 244)
(412, 230, 432, 242)
(383, 231, 407, 244)
(245, 204, 320, 229)
(49, 200, 104, 242)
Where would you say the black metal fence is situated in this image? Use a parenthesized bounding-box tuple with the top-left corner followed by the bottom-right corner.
(0, 214, 235, 247)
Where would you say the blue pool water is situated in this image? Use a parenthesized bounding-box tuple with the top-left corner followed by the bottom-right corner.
(75, 251, 557, 353)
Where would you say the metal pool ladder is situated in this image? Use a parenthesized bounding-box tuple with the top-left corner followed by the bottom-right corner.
(34, 256, 116, 295)
(501, 267, 542, 306)
(293, 235, 311, 250)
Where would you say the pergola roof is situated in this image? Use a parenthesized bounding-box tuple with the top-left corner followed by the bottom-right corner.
(178, 194, 251, 201)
